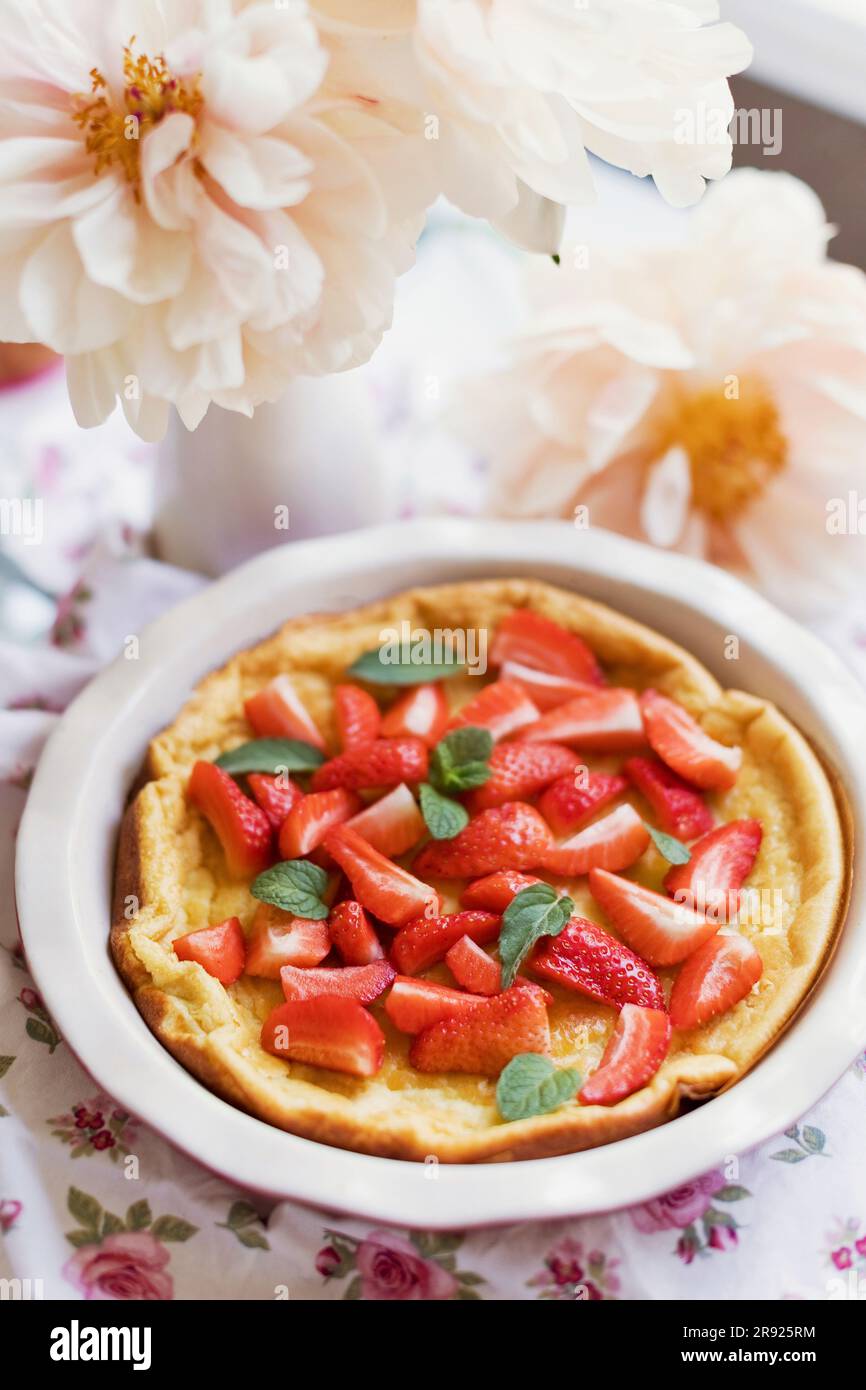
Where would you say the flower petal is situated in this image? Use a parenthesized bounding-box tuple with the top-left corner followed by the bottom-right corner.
(640, 445, 692, 548)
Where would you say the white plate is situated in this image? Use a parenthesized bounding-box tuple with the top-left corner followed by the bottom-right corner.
(15, 520, 866, 1229)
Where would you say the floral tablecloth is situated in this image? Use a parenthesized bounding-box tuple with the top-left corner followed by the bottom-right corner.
(2, 361, 866, 1304)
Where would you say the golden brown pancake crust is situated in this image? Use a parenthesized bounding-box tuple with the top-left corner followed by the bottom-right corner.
(111, 579, 850, 1162)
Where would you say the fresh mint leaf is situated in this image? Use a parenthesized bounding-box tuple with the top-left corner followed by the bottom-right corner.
(499, 883, 573, 989)
(251, 860, 330, 919)
(215, 739, 324, 775)
(496, 1054, 581, 1122)
(430, 726, 493, 795)
(348, 650, 465, 685)
(643, 822, 691, 865)
(419, 783, 469, 841)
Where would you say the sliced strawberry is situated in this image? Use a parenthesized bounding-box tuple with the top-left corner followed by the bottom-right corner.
(246, 904, 330, 978)
(669, 933, 763, 1030)
(262, 997, 384, 1078)
(328, 899, 384, 965)
(334, 683, 381, 751)
(278, 788, 360, 860)
(538, 770, 627, 838)
(385, 976, 488, 1033)
(467, 741, 578, 812)
(589, 868, 720, 967)
(447, 679, 539, 742)
(665, 819, 762, 922)
(501, 659, 597, 711)
(391, 910, 501, 976)
(640, 689, 742, 791)
(491, 610, 604, 686)
(579, 1004, 671, 1106)
(325, 825, 440, 927)
(345, 783, 425, 858)
(280, 959, 395, 1005)
(540, 804, 650, 876)
(445, 936, 501, 995)
(380, 683, 449, 748)
(173, 918, 246, 986)
(531, 915, 665, 1010)
(460, 870, 542, 912)
(520, 689, 645, 752)
(311, 738, 428, 793)
(247, 772, 302, 831)
(410, 985, 551, 1075)
(413, 802, 553, 879)
(188, 761, 272, 880)
(244, 675, 325, 750)
(623, 756, 714, 841)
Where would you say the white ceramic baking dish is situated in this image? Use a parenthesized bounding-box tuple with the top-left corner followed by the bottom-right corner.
(15, 519, 866, 1228)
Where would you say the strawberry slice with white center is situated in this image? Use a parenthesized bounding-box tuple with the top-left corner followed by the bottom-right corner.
(445, 935, 501, 995)
(247, 772, 303, 831)
(531, 915, 665, 1010)
(623, 756, 714, 841)
(311, 737, 428, 792)
(491, 610, 604, 687)
(391, 909, 501, 976)
(500, 659, 597, 711)
(664, 819, 762, 922)
(413, 802, 553, 879)
(579, 1004, 671, 1106)
(280, 959, 395, 1005)
(410, 984, 551, 1075)
(246, 904, 331, 978)
(538, 770, 628, 837)
(520, 689, 646, 753)
(467, 741, 577, 812)
(244, 675, 325, 750)
(640, 689, 742, 791)
(539, 804, 650, 876)
(328, 900, 384, 965)
(447, 679, 539, 742)
(325, 825, 440, 927)
(460, 870, 542, 912)
(385, 977, 488, 1033)
(262, 997, 385, 1078)
(173, 918, 246, 986)
(334, 684, 381, 750)
(380, 683, 449, 748)
(588, 867, 721, 966)
(188, 761, 273, 879)
(345, 783, 425, 858)
(278, 788, 361, 859)
(669, 933, 763, 1030)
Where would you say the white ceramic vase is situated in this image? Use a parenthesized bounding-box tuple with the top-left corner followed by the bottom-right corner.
(153, 372, 390, 577)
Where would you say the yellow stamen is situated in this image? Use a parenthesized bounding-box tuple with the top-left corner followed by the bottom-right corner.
(72, 39, 203, 197)
(651, 379, 788, 522)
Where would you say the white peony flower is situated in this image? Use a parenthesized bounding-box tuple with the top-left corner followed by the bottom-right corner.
(0, 0, 433, 440)
(313, 0, 752, 251)
(461, 170, 866, 616)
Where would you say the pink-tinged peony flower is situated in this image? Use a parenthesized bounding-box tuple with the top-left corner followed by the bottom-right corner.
(0, 0, 434, 441)
(0, 1199, 22, 1233)
(832, 1247, 853, 1271)
(315, 1, 751, 251)
(707, 1224, 738, 1253)
(466, 169, 866, 618)
(64, 1231, 173, 1301)
(315, 1245, 341, 1279)
(632, 1171, 726, 1233)
(355, 1230, 458, 1301)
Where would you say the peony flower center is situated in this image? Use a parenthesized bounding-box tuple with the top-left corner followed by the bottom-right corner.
(654, 380, 788, 521)
(72, 41, 203, 197)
